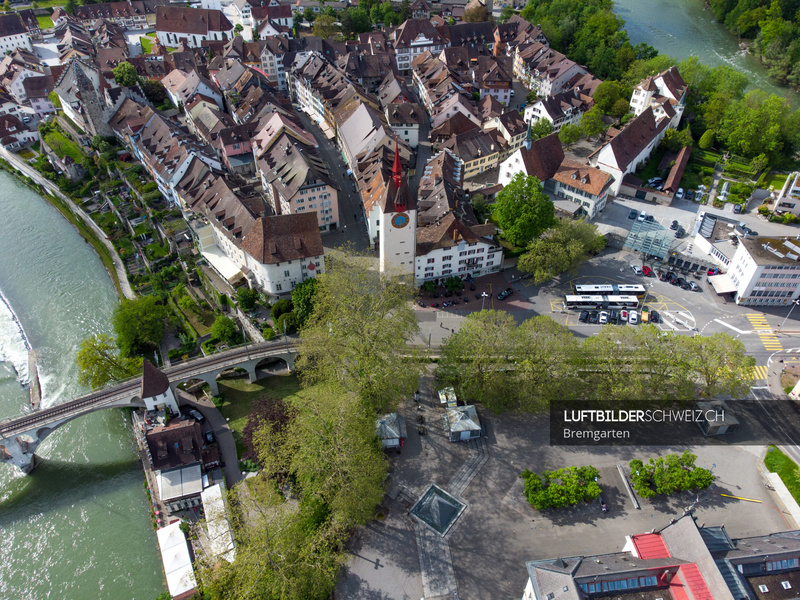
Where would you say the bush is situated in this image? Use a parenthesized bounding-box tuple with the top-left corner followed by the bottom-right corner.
(275, 312, 298, 335)
(758, 205, 771, 216)
(629, 451, 714, 498)
(520, 466, 601, 510)
(167, 348, 180, 360)
(271, 298, 293, 321)
(262, 324, 276, 340)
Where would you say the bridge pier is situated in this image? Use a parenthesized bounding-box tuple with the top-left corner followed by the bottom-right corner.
(245, 363, 258, 383)
(1, 435, 38, 473)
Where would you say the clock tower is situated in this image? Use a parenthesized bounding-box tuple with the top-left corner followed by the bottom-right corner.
(379, 143, 416, 276)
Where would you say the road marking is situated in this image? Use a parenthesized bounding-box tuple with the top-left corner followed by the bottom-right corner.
(758, 332, 783, 351)
(746, 313, 771, 329)
(751, 386, 770, 390)
(752, 365, 768, 381)
(713, 319, 752, 335)
(720, 494, 762, 503)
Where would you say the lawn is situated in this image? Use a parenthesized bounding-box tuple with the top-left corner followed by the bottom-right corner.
(217, 374, 303, 457)
(43, 130, 84, 162)
(17, 149, 34, 160)
(762, 172, 790, 191)
(36, 14, 53, 29)
(634, 147, 668, 183)
(764, 445, 800, 505)
(140, 36, 154, 54)
(679, 169, 703, 191)
(145, 241, 169, 259)
(177, 303, 214, 336)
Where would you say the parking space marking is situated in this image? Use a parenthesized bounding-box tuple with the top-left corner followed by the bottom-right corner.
(752, 365, 768, 381)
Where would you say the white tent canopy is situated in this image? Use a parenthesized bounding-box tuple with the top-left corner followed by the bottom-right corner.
(157, 521, 197, 598)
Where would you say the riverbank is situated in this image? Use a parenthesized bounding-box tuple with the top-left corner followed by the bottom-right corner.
(0, 149, 134, 301)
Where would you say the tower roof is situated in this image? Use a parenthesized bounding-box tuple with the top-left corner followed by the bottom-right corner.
(141, 358, 170, 398)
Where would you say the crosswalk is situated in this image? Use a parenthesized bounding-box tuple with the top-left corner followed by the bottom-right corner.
(746, 313, 783, 352)
(752, 365, 768, 381)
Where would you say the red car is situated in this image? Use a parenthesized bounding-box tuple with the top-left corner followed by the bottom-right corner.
(642, 265, 653, 277)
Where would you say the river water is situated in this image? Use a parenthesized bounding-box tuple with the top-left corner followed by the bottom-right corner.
(0, 172, 165, 599)
(613, 0, 800, 109)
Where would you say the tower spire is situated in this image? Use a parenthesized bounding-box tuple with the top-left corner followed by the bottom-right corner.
(392, 140, 403, 189)
(525, 119, 532, 150)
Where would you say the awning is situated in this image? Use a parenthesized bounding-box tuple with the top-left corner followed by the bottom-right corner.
(708, 273, 737, 294)
(201, 247, 244, 284)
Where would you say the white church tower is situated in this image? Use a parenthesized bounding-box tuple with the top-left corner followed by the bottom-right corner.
(141, 359, 180, 415)
(379, 143, 417, 276)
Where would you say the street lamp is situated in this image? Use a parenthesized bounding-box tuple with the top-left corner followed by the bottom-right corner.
(778, 299, 800, 332)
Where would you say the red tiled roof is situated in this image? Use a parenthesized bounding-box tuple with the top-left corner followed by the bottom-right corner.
(631, 533, 671, 559)
(677, 564, 713, 600)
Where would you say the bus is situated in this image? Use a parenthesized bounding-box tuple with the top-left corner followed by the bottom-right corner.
(564, 295, 640, 310)
(573, 284, 647, 298)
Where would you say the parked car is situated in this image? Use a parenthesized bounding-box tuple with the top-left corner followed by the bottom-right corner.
(647, 177, 663, 187)
(620, 310, 628, 322)
(628, 209, 638, 220)
(579, 310, 589, 323)
(629, 310, 639, 325)
(658, 270, 668, 281)
(677, 278, 690, 289)
(645, 215, 655, 222)
(689, 281, 701, 292)
(638, 211, 647, 222)
(189, 409, 204, 422)
(670, 220, 679, 230)
(205, 430, 215, 445)
(650, 310, 660, 323)
(676, 188, 684, 199)
(675, 227, 685, 238)
(685, 189, 693, 201)
(610, 310, 619, 323)
(642, 265, 653, 277)
(641, 308, 650, 323)
(745, 229, 759, 237)
(588, 311, 599, 324)
(733, 204, 742, 214)
(631, 264, 643, 275)
(497, 287, 514, 300)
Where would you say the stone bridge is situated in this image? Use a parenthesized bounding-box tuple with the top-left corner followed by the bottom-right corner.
(0, 340, 297, 473)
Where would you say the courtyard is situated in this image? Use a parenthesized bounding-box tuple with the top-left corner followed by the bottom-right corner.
(336, 373, 794, 600)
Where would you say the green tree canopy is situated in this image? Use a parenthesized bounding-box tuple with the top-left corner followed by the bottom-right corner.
(140, 79, 167, 104)
(580, 106, 607, 139)
(76, 333, 142, 389)
(492, 173, 556, 246)
(592, 81, 628, 114)
(517, 218, 606, 284)
(112, 296, 168, 357)
(558, 123, 581, 148)
(236, 287, 260, 312)
(296, 254, 421, 413)
(291, 278, 318, 328)
(340, 8, 371, 38)
(211, 315, 238, 344)
(530, 118, 554, 139)
(312, 14, 339, 39)
(112, 61, 139, 87)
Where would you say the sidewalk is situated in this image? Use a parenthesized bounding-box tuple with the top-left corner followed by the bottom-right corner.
(0, 147, 136, 299)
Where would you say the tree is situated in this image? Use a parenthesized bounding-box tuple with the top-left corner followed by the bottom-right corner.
(65, 0, 77, 15)
(291, 278, 318, 328)
(340, 8, 371, 38)
(296, 254, 421, 414)
(236, 287, 260, 312)
(178, 294, 196, 313)
(312, 14, 339, 39)
(470, 193, 490, 223)
(698, 129, 715, 150)
(276, 312, 298, 335)
(558, 123, 581, 148)
(271, 298, 293, 321)
(3, 0, 11, 11)
(610, 98, 631, 119)
(399, 0, 410, 21)
(750, 153, 769, 174)
(112, 61, 139, 87)
(530, 119, 554, 139)
(463, 2, 489, 22)
(140, 79, 167, 105)
(660, 126, 694, 152)
(580, 106, 607, 139)
(499, 5, 515, 21)
(31, 1, 38, 8)
(682, 333, 755, 398)
(234, 23, 244, 36)
(718, 90, 799, 161)
(302, 6, 316, 22)
(48, 91, 61, 108)
(241, 395, 296, 462)
(525, 90, 539, 103)
(517, 219, 606, 284)
(211, 315, 238, 345)
(76, 333, 142, 389)
(493, 173, 556, 247)
(112, 296, 168, 357)
(592, 81, 627, 114)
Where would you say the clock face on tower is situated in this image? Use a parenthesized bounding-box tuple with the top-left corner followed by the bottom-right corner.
(391, 213, 410, 229)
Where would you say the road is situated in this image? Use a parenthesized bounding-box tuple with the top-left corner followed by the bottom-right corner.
(0, 147, 136, 300)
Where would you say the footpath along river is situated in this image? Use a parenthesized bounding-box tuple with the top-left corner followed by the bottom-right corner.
(613, 0, 800, 109)
(0, 171, 165, 599)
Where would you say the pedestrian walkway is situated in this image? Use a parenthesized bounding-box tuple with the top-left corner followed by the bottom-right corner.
(447, 437, 488, 497)
(752, 365, 768, 381)
(746, 313, 783, 352)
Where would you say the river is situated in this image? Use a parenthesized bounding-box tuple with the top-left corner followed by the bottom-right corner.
(0, 171, 165, 599)
(613, 0, 800, 109)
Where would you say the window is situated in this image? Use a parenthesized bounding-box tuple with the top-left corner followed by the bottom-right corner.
(284, 270, 290, 277)
(276, 284, 282, 291)
(427, 258, 435, 264)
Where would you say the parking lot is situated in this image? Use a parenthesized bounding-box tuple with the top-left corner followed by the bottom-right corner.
(337, 377, 794, 600)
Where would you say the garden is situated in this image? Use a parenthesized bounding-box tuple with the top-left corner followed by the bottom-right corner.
(764, 446, 800, 505)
